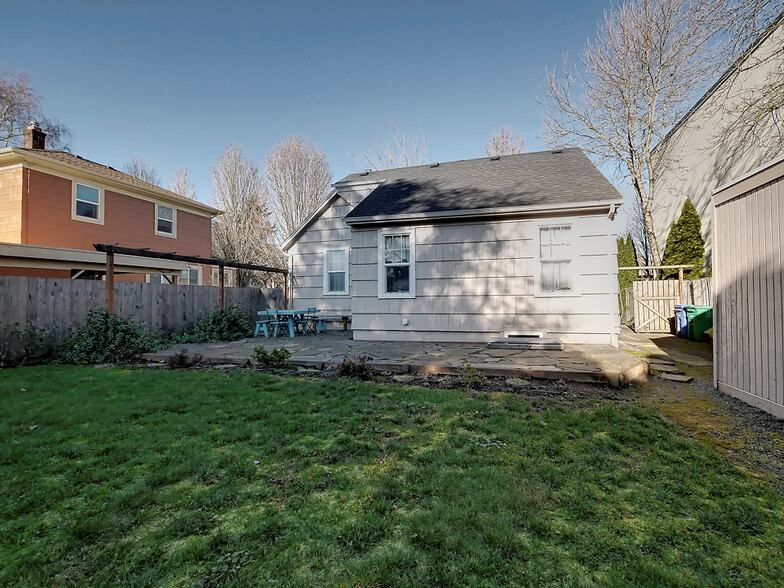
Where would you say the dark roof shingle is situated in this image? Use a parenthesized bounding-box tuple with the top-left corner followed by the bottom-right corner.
(341, 148, 620, 219)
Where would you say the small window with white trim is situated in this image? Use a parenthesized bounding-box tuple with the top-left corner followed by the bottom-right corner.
(538, 224, 573, 294)
(74, 182, 101, 221)
(324, 248, 349, 295)
(379, 230, 415, 298)
(211, 267, 234, 287)
(156, 204, 175, 236)
(180, 265, 201, 286)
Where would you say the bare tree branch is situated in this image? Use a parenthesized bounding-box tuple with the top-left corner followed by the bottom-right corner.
(211, 144, 281, 286)
(540, 0, 735, 267)
(0, 71, 71, 150)
(486, 127, 525, 156)
(123, 157, 161, 185)
(264, 136, 333, 242)
(169, 167, 198, 200)
(357, 124, 428, 171)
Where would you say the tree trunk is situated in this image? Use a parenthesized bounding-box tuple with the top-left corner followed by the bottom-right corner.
(642, 206, 662, 268)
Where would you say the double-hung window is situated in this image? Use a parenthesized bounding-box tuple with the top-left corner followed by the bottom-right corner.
(180, 265, 201, 286)
(539, 224, 573, 294)
(324, 248, 349, 295)
(379, 231, 415, 298)
(74, 183, 101, 221)
(156, 204, 175, 236)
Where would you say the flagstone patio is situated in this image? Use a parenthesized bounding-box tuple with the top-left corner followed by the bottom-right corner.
(145, 330, 651, 387)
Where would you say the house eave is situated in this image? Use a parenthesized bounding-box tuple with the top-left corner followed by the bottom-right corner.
(0, 148, 221, 217)
(344, 200, 623, 227)
(281, 188, 340, 251)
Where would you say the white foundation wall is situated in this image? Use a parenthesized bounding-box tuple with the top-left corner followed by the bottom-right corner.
(350, 213, 621, 345)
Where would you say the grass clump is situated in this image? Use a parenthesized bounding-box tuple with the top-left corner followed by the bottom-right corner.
(172, 305, 252, 344)
(57, 308, 158, 364)
(2, 366, 784, 586)
(253, 346, 291, 369)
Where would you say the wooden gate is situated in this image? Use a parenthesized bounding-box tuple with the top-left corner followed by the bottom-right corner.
(632, 280, 679, 333)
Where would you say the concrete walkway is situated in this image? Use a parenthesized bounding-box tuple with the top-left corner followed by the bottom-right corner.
(146, 330, 649, 387)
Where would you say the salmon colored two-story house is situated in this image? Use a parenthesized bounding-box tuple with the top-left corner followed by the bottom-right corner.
(0, 123, 221, 283)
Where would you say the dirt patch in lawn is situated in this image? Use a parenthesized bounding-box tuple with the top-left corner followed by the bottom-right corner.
(634, 373, 784, 491)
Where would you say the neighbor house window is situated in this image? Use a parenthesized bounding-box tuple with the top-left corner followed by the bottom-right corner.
(211, 267, 233, 287)
(147, 274, 174, 284)
(74, 182, 101, 221)
(323, 248, 349, 295)
(156, 204, 175, 236)
(180, 265, 201, 285)
(539, 224, 573, 293)
(379, 231, 415, 298)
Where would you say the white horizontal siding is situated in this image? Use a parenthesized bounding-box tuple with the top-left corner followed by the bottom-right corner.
(351, 214, 620, 345)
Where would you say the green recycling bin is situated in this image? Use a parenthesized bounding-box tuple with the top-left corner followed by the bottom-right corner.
(684, 305, 713, 341)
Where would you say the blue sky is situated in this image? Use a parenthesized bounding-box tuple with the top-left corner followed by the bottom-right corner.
(3, 0, 620, 205)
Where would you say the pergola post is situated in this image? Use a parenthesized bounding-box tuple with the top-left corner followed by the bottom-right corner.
(218, 265, 225, 309)
(105, 249, 115, 313)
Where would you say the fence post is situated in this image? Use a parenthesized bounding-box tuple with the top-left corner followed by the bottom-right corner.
(106, 250, 115, 313)
(678, 267, 684, 305)
(218, 265, 225, 310)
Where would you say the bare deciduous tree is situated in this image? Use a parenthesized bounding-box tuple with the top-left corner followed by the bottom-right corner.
(358, 125, 428, 171)
(705, 5, 784, 173)
(211, 144, 280, 286)
(264, 136, 332, 241)
(0, 71, 71, 149)
(123, 157, 161, 185)
(540, 0, 732, 267)
(485, 126, 525, 156)
(169, 167, 197, 200)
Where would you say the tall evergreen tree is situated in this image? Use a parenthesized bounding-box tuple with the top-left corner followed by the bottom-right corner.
(661, 198, 706, 279)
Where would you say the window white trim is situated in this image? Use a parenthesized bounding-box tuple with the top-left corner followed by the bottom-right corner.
(155, 203, 177, 237)
(72, 182, 104, 224)
(323, 247, 349, 296)
(180, 265, 201, 286)
(211, 267, 234, 287)
(536, 222, 577, 297)
(378, 228, 416, 299)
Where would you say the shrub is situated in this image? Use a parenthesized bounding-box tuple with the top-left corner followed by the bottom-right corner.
(0, 323, 53, 367)
(58, 309, 158, 365)
(166, 348, 203, 369)
(455, 362, 486, 390)
(337, 355, 376, 380)
(173, 305, 252, 344)
(253, 346, 291, 369)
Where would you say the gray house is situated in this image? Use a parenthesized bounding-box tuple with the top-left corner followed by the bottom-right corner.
(283, 148, 624, 346)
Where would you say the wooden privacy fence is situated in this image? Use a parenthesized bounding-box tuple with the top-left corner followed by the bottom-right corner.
(630, 278, 712, 333)
(0, 276, 281, 343)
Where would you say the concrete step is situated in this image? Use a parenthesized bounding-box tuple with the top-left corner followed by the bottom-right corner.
(488, 338, 564, 351)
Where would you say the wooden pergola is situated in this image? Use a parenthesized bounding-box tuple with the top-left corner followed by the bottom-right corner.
(93, 243, 288, 313)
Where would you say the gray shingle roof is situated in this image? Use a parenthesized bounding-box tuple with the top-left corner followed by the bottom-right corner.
(341, 148, 621, 220)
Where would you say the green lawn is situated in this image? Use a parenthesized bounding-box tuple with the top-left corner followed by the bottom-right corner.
(2, 366, 783, 587)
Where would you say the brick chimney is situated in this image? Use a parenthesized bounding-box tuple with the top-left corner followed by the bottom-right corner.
(23, 122, 47, 150)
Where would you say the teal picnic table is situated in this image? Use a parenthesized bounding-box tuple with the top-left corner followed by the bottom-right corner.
(255, 309, 325, 338)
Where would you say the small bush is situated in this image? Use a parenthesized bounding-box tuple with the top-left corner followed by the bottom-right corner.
(166, 348, 203, 369)
(337, 354, 376, 380)
(253, 346, 291, 369)
(0, 323, 53, 367)
(58, 309, 158, 365)
(173, 305, 252, 344)
(455, 362, 486, 390)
